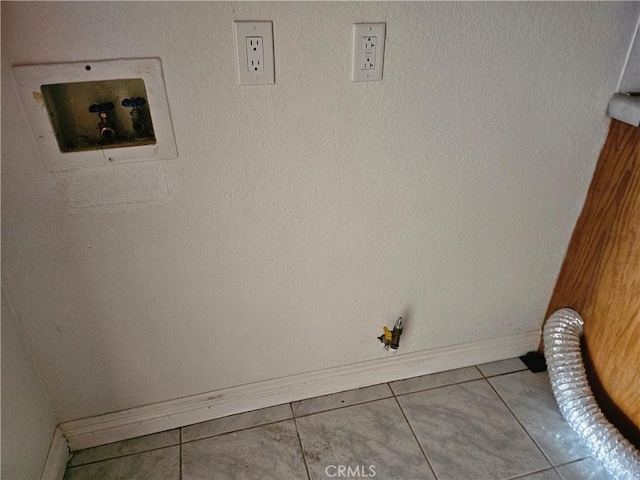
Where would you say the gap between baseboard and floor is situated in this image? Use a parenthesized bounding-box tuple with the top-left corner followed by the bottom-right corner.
(60, 330, 540, 452)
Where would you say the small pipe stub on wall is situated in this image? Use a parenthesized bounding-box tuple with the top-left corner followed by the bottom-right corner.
(378, 317, 403, 352)
(122, 97, 150, 138)
(88, 101, 117, 142)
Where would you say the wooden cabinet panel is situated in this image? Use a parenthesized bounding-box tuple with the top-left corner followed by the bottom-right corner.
(545, 119, 640, 446)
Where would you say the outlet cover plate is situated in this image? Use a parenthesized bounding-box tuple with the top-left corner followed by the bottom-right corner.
(235, 21, 275, 85)
(13, 57, 178, 171)
(352, 23, 386, 82)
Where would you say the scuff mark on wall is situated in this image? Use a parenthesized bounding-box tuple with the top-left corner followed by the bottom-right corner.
(58, 160, 170, 212)
(32, 90, 43, 105)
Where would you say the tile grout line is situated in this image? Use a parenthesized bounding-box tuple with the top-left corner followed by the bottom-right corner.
(179, 428, 183, 480)
(181, 416, 294, 446)
(478, 367, 528, 380)
(552, 456, 593, 480)
(292, 394, 395, 419)
(390, 376, 485, 398)
(389, 383, 440, 480)
(555, 457, 591, 468)
(503, 466, 559, 480)
(290, 372, 488, 420)
(484, 376, 555, 468)
(65, 443, 180, 469)
(290, 403, 312, 480)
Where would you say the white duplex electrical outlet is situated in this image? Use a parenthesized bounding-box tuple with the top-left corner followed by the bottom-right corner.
(361, 36, 377, 70)
(246, 37, 264, 72)
(352, 23, 386, 82)
(235, 21, 274, 85)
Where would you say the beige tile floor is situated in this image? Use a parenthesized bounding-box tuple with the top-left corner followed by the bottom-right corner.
(64, 358, 614, 480)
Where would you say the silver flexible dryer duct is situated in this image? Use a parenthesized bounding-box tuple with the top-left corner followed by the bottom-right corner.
(543, 308, 640, 480)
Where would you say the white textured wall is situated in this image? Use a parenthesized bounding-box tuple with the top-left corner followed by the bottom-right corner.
(1, 290, 59, 479)
(2, 2, 638, 423)
(620, 17, 640, 92)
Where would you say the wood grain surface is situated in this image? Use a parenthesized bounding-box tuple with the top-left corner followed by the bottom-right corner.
(545, 119, 640, 446)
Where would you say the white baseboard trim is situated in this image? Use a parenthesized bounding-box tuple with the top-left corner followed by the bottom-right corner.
(41, 427, 69, 480)
(61, 331, 540, 451)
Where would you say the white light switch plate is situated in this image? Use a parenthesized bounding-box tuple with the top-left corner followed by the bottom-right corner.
(235, 21, 275, 85)
(352, 23, 386, 82)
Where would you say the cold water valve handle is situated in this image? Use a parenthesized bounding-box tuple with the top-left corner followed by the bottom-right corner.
(378, 317, 403, 351)
(121, 97, 148, 138)
(121, 97, 146, 108)
(88, 102, 116, 142)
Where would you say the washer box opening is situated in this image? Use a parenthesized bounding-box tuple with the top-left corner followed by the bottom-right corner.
(14, 58, 177, 171)
(41, 78, 156, 153)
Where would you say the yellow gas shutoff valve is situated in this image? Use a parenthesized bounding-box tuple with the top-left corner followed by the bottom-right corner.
(378, 317, 403, 351)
